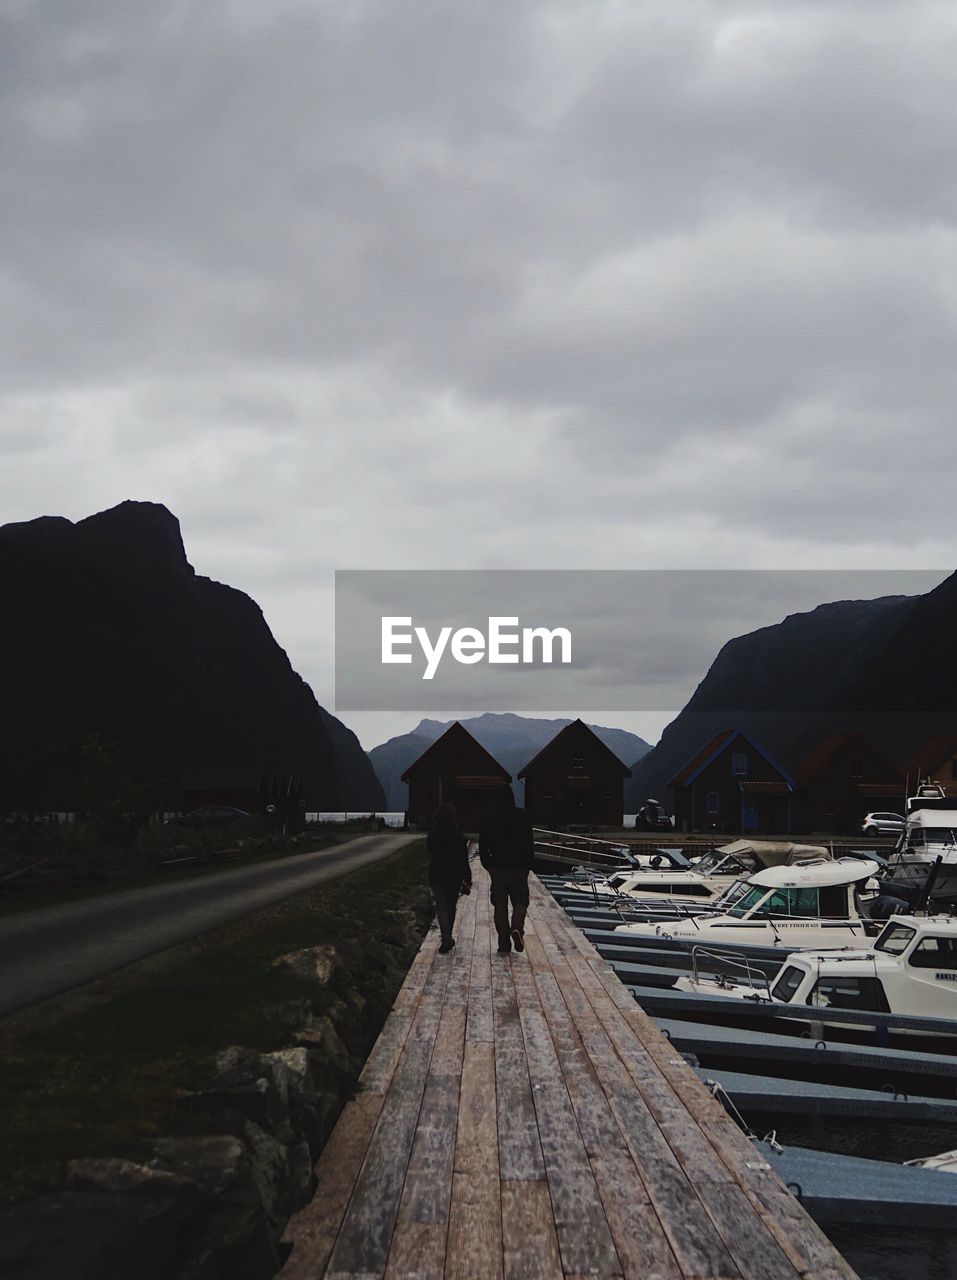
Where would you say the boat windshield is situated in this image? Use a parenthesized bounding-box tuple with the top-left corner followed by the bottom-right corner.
(770, 965, 805, 1003)
(711, 879, 750, 910)
(906, 827, 957, 851)
(607, 873, 629, 889)
(693, 849, 752, 875)
(874, 921, 917, 955)
(726, 883, 850, 920)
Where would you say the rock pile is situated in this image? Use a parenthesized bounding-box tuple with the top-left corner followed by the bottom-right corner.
(0, 887, 433, 1280)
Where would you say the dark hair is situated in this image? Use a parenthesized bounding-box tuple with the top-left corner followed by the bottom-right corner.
(432, 802, 456, 827)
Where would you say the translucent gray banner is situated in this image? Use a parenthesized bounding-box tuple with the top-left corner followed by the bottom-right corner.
(334, 569, 946, 712)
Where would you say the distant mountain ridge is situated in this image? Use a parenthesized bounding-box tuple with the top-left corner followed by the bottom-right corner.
(0, 501, 384, 812)
(626, 580, 957, 810)
(369, 712, 650, 811)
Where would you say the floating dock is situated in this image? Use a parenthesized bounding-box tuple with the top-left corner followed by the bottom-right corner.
(279, 869, 857, 1279)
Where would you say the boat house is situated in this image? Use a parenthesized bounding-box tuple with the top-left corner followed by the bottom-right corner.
(518, 719, 631, 829)
(792, 733, 904, 834)
(401, 721, 511, 830)
(902, 735, 957, 799)
(668, 729, 795, 834)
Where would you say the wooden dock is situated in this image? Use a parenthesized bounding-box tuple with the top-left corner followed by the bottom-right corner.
(279, 868, 857, 1280)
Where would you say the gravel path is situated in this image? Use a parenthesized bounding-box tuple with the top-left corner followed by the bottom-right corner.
(0, 832, 419, 1016)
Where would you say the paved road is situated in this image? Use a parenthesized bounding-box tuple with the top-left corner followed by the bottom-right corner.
(0, 832, 420, 1017)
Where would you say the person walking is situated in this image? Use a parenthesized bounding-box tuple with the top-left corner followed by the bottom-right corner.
(427, 802, 471, 955)
(479, 785, 535, 954)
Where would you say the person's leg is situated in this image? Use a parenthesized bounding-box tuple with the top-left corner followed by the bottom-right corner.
(489, 873, 512, 952)
(432, 884, 454, 950)
(508, 871, 530, 944)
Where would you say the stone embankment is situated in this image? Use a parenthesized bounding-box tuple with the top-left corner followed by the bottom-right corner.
(1, 891, 433, 1280)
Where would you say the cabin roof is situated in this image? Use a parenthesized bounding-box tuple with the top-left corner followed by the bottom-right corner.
(517, 719, 631, 779)
(668, 729, 795, 789)
(400, 721, 511, 782)
(901, 735, 957, 779)
(792, 733, 898, 786)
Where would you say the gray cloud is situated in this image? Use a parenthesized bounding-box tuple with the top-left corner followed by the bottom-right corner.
(2, 0, 956, 744)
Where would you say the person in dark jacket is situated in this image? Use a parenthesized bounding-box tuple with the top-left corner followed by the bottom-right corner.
(478, 785, 534, 954)
(427, 802, 471, 954)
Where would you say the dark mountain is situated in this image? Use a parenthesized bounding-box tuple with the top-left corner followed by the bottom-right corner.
(838, 571, 957, 735)
(0, 501, 383, 812)
(369, 712, 650, 811)
(625, 593, 918, 811)
(366, 732, 434, 811)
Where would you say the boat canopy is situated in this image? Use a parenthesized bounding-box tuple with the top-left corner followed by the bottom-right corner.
(716, 839, 832, 868)
(746, 857, 880, 890)
(907, 808, 957, 829)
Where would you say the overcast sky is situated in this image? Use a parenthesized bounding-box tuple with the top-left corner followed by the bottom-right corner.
(3, 1, 955, 749)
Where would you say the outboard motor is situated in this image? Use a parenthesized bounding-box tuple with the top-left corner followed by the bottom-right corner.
(870, 894, 913, 920)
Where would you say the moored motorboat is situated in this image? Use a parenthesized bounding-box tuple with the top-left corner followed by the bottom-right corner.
(886, 783, 957, 902)
(670, 913, 957, 1034)
(553, 839, 831, 908)
(613, 857, 886, 949)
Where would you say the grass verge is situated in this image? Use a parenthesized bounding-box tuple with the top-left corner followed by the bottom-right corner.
(0, 839, 430, 1203)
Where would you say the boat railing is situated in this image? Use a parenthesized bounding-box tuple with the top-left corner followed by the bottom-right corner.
(690, 945, 773, 998)
(610, 895, 709, 925)
(534, 835, 628, 870)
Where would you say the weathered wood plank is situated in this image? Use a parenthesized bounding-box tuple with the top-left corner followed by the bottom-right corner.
(446, 1172, 503, 1280)
(515, 998, 623, 1277)
(384, 1222, 447, 1280)
(492, 1045, 546, 1181)
(447, 1038, 502, 1280)
(326, 950, 453, 1276)
(279, 1091, 385, 1279)
(466, 886, 494, 1043)
(536, 905, 743, 1280)
(452, 1039, 499, 1180)
(698, 1120, 860, 1280)
(500, 1181, 563, 1280)
(386, 953, 470, 1280)
(587, 1149, 682, 1280)
(397, 1073, 460, 1223)
(491, 954, 545, 1181)
(697, 1181, 801, 1280)
(429, 1002, 467, 1080)
(393, 933, 441, 1011)
(358, 1010, 415, 1095)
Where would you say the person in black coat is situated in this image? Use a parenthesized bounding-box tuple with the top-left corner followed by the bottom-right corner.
(427, 802, 471, 954)
(479, 785, 535, 954)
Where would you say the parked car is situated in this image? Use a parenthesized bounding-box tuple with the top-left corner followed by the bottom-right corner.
(861, 811, 905, 837)
(169, 806, 251, 828)
(634, 799, 673, 831)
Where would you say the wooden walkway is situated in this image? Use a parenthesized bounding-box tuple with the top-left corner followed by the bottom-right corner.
(279, 868, 857, 1280)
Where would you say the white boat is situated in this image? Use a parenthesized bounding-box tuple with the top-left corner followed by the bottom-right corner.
(673, 914, 957, 1027)
(906, 1149, 957, 1173)
(886, 782, 957, 903)
(613, 857, 883, 949)
(557, 840, 831, 906)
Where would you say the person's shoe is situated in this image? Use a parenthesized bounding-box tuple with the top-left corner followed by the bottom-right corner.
(439, 938, 455, 954)
(510, 928, 525, 953)
(497, 942, 511, 954)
